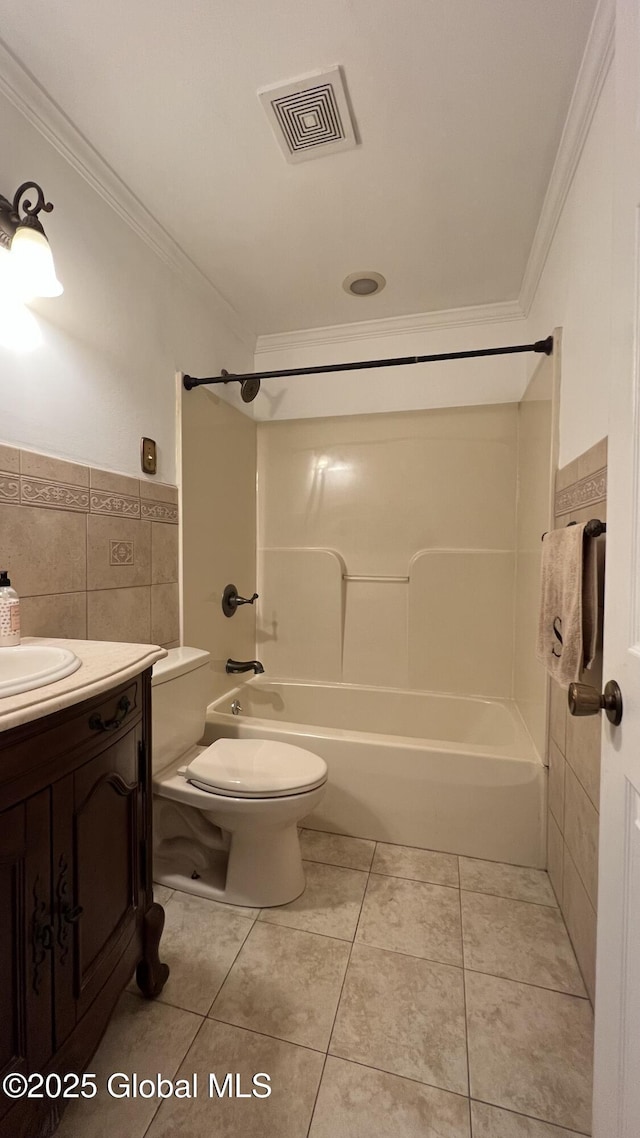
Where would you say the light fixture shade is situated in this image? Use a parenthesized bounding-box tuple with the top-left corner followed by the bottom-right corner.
(11, 225, 63, 298)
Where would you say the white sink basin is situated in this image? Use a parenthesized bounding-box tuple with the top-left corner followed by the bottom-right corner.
(0, 644, 81, 698)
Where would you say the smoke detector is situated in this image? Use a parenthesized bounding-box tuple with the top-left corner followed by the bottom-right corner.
(258, 66, 358, 164)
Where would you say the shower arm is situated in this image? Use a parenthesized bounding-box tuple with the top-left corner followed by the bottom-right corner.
(182, 336, 554, 396)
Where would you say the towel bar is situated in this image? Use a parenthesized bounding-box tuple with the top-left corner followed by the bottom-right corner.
(541, 518, 606, 541)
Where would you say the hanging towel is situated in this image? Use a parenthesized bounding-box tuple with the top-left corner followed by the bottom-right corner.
(536, 524, 599, 684)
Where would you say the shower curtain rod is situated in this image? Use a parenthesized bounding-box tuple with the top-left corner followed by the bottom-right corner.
(182, 335, 554, 397)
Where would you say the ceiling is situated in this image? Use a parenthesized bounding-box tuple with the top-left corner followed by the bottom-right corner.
(0, 0, 597, 336)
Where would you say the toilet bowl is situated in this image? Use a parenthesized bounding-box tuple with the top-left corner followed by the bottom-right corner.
(151, 648, 327, 907)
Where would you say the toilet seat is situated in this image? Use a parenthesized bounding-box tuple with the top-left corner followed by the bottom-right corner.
(183, 738, 328, 799)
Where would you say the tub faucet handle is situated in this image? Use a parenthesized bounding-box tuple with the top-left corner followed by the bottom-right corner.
(222, 583, 259, 617)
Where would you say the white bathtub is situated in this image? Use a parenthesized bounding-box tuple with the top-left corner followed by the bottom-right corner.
(205, 679, 546, 868)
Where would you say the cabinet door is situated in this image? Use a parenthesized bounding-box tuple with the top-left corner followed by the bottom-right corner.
(0, 792, 53, 1122)
(52, 725, 143, 1033)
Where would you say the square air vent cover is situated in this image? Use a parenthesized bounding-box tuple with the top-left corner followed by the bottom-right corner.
(258, 66, 358, 164)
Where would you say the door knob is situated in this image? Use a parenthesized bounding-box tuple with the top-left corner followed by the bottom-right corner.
(568, 680, 623, 726)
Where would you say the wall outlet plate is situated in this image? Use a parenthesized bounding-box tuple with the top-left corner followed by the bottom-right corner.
(141, 437, 157, 475)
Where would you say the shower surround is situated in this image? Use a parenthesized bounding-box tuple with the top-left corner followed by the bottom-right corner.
(256, 384, 553, 746)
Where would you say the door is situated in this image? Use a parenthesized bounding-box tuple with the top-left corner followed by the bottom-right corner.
(0, 791, 53, 1125)
(593, 0, 640, 1131)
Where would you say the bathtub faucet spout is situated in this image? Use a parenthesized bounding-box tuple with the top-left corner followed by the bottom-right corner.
(226, 659, 265, 675)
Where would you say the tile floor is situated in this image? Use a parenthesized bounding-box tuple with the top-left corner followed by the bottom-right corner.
(57, 830, 594, 1138)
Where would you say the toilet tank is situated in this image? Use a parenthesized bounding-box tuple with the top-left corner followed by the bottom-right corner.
(151, 647, 211, 772)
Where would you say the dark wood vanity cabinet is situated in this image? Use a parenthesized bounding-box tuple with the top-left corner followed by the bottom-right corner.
(0, 670, 168, 1138)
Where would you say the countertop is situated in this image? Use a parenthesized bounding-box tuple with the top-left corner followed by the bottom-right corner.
(0, 637, 167, 733)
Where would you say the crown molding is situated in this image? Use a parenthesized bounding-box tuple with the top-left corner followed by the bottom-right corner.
(255, 299, 526, 356)
(0, 37, 255, 349)
(518, 0, 615, 315)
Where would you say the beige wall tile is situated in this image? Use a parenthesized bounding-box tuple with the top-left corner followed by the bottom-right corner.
(87, 515, 151, 590)
(547, 812, 563, 905)
(0, 470, 20, 505)
(20, 478, 89, 512)
(549, 680, 567, 754)
(0, 503, 86, 596)
(152, 582, 179, 645)
(564, 765, 599, 908)
(555, 457, 581, 493)
(182, 390, 256, 698)
(548, 740, 565, 827)
(565, 705, 601, 810)
(409, 550, 514, 696)
(562, 845, 597, 1003)
(578, 437, 607, 481)
(152, 522, 179, 584)
(140, 480, 178, 504)
(20, 592, 87, 639)
(88, 586, 151, 643)
(342, 579, 408, 688)
(0, 444, 20, 473)
(20, 450, 89, 486)
(90, 488, 141, 518)
(555, 470, 607, 520)
(90, 467, 140, 497)
(258, 549, 342, 681)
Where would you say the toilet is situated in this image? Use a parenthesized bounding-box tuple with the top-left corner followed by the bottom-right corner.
(151, 647, 327, 907)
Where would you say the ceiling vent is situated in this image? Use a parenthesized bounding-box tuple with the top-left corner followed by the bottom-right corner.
(258, 66, 358, 164)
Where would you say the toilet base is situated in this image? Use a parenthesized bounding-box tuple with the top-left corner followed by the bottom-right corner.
(154, 822, 307, 909)
(153, 775, 326, 907)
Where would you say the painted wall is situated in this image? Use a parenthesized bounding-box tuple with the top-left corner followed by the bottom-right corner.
(526, 65, 614, 468)
(181, 387, 257, 699)
(257, 404, 519, 697)
(0, 89, 254, 483)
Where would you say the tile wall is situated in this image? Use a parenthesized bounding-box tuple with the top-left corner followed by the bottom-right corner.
(0, 442, 179, 646)
(546, 436, 607, 1002)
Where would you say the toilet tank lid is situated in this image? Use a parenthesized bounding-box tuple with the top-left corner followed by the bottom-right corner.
(152, 647, 210, 686)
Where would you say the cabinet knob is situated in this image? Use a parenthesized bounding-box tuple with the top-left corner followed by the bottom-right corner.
(568, 680, 623, 726)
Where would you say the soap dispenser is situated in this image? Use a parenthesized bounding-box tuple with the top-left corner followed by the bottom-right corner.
(0, 571, 20, 647)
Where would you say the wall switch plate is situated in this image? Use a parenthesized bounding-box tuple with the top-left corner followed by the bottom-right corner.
(141, 437, 157, 475)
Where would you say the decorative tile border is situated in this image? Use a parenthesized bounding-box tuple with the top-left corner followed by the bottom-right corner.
(0, 475, 19, 504)
(110, 540, 135, 566)
(90, 491, 142, 518)
(0, 448, 178, 523)
(141, 499, 179, 524)
(555, 467, 607, 517)
(20, 478, 90, 512)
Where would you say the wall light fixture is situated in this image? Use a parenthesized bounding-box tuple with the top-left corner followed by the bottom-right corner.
(0, 181, 63, 300)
